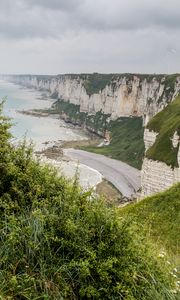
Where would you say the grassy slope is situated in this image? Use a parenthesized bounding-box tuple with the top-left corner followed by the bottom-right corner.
(81, 117, 145, 169)
(146, 95, 180, 167)
(120, 184, 180, 257)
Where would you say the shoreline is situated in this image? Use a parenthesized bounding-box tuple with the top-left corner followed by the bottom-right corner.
(35, 138, 125, 205)
(7, 84, 135, 204)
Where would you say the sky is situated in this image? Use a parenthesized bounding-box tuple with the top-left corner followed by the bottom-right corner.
(0, 0, 180, 75)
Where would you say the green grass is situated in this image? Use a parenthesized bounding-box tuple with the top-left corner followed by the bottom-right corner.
(146, 95, 180, 167)
(121, 184, 180, 257)
(82, 117, 145, 169)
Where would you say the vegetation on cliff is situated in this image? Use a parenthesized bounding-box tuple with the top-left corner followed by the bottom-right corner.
(0, 102, 178, 299)
(62, 73, 179, 98)
(146, 95, 180, 167)
(81, 117, 145, 169)
(54, 99, 110, 133)
(80, 73, 114, 96)
(53, 100, 145, 169)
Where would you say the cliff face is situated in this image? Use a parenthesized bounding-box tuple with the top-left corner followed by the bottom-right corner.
(5, 73, 180, 125)
(141, 130, 180, 197)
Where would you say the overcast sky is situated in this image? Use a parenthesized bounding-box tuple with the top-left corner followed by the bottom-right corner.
(0, 0, 180, 75)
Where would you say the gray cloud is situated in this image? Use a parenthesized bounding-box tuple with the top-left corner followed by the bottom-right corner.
(0, 0, 180, 40)
(77, 0, 180, 31)
(0, 0, 179, 74)
(28, 0, 83, 11)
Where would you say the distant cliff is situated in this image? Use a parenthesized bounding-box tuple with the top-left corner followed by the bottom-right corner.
(3, 73, 180, 125)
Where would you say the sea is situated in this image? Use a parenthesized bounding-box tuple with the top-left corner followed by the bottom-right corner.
(0, 79, 87, 150)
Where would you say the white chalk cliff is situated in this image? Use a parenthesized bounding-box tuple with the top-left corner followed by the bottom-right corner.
(4, 74, 180, 125)
(141, 130, 180, 197)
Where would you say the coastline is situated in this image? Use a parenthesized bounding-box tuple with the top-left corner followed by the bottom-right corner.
(6, 83, 136, 204)
(0, 79, 105, 193)
(36, 144, 123, 204)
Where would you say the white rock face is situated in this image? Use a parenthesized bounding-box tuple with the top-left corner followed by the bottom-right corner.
(5, 74, 180, 124)
(172, 131, 179, 148)
(144, 129, 158, 151)
(141, 131, 180, 197)
(141, 157, 180, 197)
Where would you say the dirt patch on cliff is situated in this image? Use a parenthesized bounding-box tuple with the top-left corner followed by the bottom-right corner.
(96, 180, 122, 204)
(62, 137, 101, 149)
(35, 137, 101, 160)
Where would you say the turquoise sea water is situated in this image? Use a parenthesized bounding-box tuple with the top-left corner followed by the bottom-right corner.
(0, 80, 86, 150)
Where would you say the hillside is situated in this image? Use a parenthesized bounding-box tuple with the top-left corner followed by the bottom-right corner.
(121, 184, 180, 256)
(0, 102, 179, 299)
(146, 95, 180, 167)
(80, 117, 144, 169)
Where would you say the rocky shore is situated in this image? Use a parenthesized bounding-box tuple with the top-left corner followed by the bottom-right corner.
(17, 109, 50, 117)
(17, 107, 127, 204)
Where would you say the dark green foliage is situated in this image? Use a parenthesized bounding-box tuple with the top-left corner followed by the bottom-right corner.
(82, 117, 145, 169)
(81, 73, 114, 96)
(0, 101, 12, 160)
(163, 74, 179, 92)
(121, 184, 180, 256)
(146, 95, 180, 167)
(85, 111, 110, 133)
(54, 100, 110, 133)
(54, 99, 83, 124)
(0, 102, 178, 299)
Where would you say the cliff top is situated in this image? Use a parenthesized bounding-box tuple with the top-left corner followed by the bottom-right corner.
(121, 183, 180, 255)
(7, 72, 180, 96)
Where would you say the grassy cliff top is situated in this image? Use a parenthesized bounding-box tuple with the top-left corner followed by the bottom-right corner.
(121, 184, 180, 256)
(146, 95, 180, 167)
(8, 73, 180, 96)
